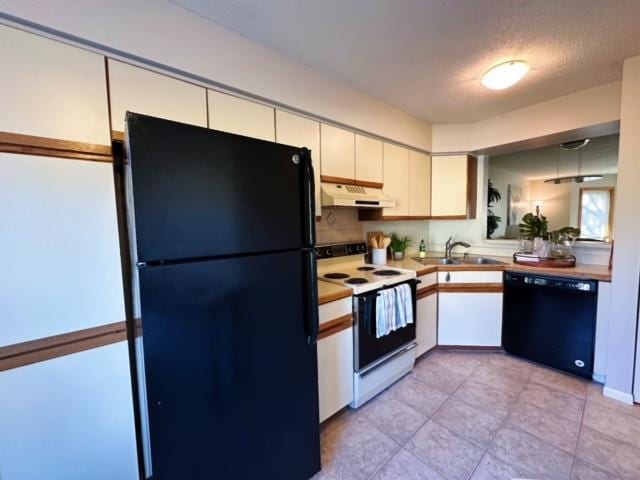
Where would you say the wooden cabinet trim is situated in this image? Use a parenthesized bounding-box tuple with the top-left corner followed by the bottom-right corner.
(321, 175, 356, 185)
(417, 284, 438, 299)
(0, 321, 127, 372)
(466, 155, 478, 219)
(0, 131, 113, 162)
(438, 283, 503, 293)
(318, 314, 353, 340)
(354, 179, 383, 189)
(358, 210, 433, 221)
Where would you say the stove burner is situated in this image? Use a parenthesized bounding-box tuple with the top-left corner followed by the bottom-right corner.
(357, 266, 376, 271)
(345, 277, 368, 285)
(373, 269, 401, 276)
(324, 272, 350, 279)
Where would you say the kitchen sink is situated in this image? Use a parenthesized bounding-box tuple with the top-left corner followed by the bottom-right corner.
(411, 257, 462, 265)
(461, 257, 507, 265)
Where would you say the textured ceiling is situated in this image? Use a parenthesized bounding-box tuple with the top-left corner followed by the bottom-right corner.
(490, 134, 619, 180)
(170, 0, 640, 123)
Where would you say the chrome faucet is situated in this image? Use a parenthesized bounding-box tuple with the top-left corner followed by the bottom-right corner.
(445, 236, 471, 258)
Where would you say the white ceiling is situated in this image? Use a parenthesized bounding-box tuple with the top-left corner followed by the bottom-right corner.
(170, 0, 640, 123)
(490, 134, 619, 180)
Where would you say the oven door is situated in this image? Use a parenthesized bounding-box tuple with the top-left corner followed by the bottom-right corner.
(354, 279, 418, 372)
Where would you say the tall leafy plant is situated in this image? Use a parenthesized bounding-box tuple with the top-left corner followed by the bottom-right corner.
(487, 179, 502, 239)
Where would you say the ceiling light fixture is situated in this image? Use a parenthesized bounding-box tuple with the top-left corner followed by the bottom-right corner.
(481, 60, 530, 90)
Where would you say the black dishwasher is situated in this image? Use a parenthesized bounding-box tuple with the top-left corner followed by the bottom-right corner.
(502, 272, 597, 378)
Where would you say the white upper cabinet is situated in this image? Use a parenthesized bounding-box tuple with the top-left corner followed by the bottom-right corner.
(355, 134, 383, 186)
(275, 110, 321, 217)
(0, 26, 110, 145)
(0, 153, 125, 346)
(382, 143, 410, 217)
(431, 154, 472, 218)
(108, 59, 207, 133)
(209, 90, 275, 141)
(320, 124, 355, 181)
(409, 151, 431, 217)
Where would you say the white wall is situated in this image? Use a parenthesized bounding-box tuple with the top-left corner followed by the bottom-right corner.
(608, 55, 640, 403)
(0, 0, 432, 151)
(432, 82, 621, 153)
(529, 180, 572, 231)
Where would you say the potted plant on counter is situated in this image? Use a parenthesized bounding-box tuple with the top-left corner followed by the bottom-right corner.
(518, 212, 580, 257)
(390, 233, 412, 261)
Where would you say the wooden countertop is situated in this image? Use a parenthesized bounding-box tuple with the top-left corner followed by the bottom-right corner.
(387, 255, 612, 282)
(318, 280, 352, 305)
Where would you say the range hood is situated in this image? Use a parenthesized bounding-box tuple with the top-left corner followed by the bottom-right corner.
(321, 182, 396, 208)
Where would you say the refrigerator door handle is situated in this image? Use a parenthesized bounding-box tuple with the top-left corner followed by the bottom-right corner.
(300, 148, 316, 248)
(303, 248, 320, 345)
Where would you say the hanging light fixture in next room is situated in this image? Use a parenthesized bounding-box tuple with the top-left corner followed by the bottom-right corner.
(544, 139, 603, 184)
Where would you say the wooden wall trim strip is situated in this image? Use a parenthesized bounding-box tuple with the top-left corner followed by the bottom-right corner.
(0, 322, 127, 372)
(320, 175, 356, 185)
(318, 314, 353, 340)
(0, 131, 113, 162)
(438, 283, 504, 293)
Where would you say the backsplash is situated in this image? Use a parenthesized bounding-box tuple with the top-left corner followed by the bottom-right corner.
(316, 208, 364, 245)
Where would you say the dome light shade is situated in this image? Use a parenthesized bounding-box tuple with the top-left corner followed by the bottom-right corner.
(481, 61, 529, 90)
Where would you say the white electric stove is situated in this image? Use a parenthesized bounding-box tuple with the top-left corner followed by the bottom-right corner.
(317, 243, 416, 294)
(316, 241, 418, 408)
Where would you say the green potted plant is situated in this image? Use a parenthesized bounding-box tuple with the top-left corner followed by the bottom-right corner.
(390, 233, 412, 261)
(487, 179, 502, 239)
(519, 213, 580, 257)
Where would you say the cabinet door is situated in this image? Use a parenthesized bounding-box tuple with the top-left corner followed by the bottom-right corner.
(416, 292, 437, 357)
(382, 143, 410, 217)
(409, 151, 431, 217)
(108, 59, 207, 133)
(317, 328, 353, 422)
(0, 26, 110, 145)
(0, 342, 138, 480)
(355, 134, 383, 186)
(431, 155, 469, 218)
(209, 90, 275, 141)
(275, 110, 321, 217)
(438, 293, 502, 346)
(320, 124, 355, 182)
(0, 153, 125, 346)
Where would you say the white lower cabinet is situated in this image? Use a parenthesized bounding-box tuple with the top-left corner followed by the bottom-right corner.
(0, 341, 139, 480)
(317, 327, 353, 422)
(438, 292, 503, 346)
(416, 292, 438, 357)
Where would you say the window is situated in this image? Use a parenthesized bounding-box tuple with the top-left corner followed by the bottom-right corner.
(579, 188, 614, 241)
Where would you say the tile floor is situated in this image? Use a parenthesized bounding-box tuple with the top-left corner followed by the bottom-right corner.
(315, 350, 640, 480)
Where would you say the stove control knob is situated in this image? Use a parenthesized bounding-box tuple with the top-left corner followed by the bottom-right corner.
(324, 248, 332, 257)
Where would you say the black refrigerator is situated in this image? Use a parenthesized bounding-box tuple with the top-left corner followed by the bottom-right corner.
(123, 113, 321, 479)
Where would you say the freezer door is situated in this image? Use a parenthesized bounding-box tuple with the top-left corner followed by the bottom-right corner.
(125, 112, 315, 263)
(137, 250, 320, 479)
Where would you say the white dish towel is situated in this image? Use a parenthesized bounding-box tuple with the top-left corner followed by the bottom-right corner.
(375, 284, 413, 338)
(394, 283, 414, 330)
(376, 288, 396, 338)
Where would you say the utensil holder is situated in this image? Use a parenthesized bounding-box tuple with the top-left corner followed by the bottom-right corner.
(371, 248, 387, 265)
